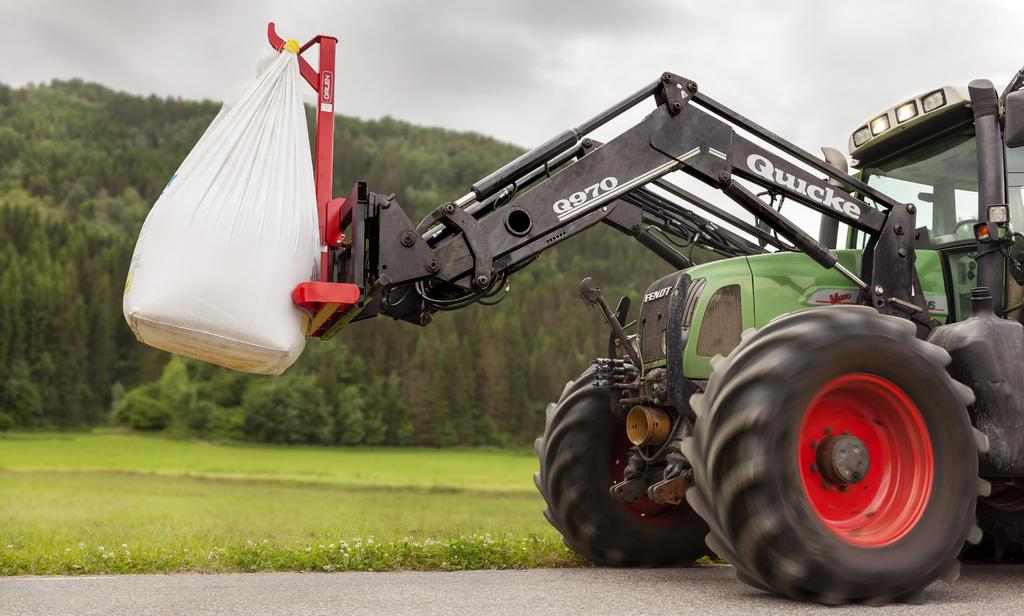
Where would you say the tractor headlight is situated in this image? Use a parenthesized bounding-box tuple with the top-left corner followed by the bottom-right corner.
(852, 126, 872, 147)
(922, 89, 946, 113)
(988, 204, 1009, 224)
(870, 114, 891, 135)
(895, 101, 918, 123)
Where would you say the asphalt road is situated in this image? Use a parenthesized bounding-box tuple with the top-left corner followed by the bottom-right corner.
(2, 565, 1021, 616)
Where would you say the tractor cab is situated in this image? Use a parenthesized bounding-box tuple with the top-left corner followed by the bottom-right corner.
(846, 84, 1024, 321)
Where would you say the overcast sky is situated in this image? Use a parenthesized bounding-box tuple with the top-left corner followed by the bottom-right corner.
(3, 0, 1023, 234)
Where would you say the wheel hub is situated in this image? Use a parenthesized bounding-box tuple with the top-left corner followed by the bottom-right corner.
(798, 373, 934, 547)
(817, 434, 870, 485)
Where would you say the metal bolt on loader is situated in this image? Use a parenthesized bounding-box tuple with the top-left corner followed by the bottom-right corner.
(272, 21, 1024, 604)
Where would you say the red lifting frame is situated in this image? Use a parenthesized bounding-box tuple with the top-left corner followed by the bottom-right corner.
(268, 22, 360, 337)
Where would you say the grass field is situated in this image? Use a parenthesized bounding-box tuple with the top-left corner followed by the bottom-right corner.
(0, 432, 581, 575)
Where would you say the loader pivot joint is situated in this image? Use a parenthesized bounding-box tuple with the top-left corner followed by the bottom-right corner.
(656, 72, 695, 115)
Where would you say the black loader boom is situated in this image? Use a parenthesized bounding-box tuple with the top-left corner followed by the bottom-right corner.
(323, 72, 926, 339)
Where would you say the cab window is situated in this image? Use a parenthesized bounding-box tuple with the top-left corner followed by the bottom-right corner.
(859, 125, 978, 248)
(1005, 146, 1024, 225)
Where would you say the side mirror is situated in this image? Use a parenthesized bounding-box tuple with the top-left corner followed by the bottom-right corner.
(1005, 90, 1024, 148)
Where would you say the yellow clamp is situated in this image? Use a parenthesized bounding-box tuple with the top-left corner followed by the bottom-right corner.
(282, 39, 300, 53)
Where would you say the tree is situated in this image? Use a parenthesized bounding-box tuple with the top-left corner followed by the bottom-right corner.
(332, 385, 366, 446)
(241, 373, 327, 445)
(113, 385, 172, 431)
(1, 360, 42, 427)
(360, 377, 388, 446)
(152, 357, 198, 431)
(109, 382, 126, 412)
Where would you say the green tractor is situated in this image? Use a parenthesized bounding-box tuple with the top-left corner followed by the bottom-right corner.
(534, 80, 1024, 603)
(267, 22, 1024, 606)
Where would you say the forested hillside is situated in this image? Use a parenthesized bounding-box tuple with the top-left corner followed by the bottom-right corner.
(0, 80, 678, 445)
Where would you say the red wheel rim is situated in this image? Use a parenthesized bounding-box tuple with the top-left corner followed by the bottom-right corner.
(609, 430, 675, 525)
(798, 373, 933, 547)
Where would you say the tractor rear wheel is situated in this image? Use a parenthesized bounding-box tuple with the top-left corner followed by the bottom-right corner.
(535, 368, 709, 566)
(977, 486, 1024, 560)
(684, 306, 987, 604)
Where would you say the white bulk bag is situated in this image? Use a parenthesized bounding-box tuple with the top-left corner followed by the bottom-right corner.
(123, 50, 320, 375)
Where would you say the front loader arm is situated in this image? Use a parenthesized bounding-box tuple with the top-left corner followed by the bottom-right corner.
(317, 72, 926, 337)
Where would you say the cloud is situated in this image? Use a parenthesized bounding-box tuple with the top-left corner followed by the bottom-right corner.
(6, 0, 1021, 149)
(3, 0, 1022, 235)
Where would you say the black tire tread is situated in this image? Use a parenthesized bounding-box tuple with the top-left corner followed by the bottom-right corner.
(535, 368, 709, 566)
(686, 306, 982, 604)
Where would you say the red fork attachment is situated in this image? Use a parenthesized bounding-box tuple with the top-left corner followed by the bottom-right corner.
(269, 22, 360, 337)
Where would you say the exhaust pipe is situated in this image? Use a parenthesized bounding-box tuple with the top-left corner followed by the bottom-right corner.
(969, 80, 1006, 314)
(817, 147, 847, 249)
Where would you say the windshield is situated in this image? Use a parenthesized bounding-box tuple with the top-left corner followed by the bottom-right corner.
(861, 126, 978, 248)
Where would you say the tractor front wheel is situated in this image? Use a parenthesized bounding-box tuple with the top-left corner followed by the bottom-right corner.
(535, 368, 709, 566)
(685, 306, 987, 604)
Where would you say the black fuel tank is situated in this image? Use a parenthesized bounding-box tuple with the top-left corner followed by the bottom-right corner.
(928, 287, 1024, 477)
